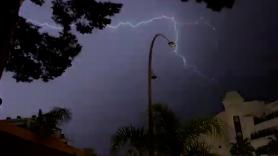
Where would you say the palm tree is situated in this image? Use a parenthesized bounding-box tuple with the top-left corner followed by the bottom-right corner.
(230, 138, 254, 156)
(31, 107, 72, 136)
(111, 126, 147, 156)
(111, 104, 223, 156)
(152, 104, 222, 156)
(177, 118, 223, 156)
(182, 141, 219, 156)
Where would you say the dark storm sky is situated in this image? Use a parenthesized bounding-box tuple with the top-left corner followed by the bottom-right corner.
(1, 0, 278, 155)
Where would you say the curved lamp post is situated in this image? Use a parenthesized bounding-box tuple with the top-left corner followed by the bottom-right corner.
(148, 33, 176, 156)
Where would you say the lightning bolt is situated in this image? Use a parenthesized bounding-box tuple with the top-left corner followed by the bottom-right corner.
(106, 15, 216, 68)
(107, 16, 186, 66)
(27, 15, 217, 81)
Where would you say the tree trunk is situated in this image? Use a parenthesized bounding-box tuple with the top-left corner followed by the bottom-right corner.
(0, 0, 23, 79)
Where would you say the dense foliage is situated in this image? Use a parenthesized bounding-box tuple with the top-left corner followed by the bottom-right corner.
(5, 0, 122, 82)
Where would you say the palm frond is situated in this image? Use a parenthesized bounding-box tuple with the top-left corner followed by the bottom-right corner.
(111, 125, 146, 154)
(31, 107, 72, 136)
(183, 140, 219, 156)
(180, 118, 223, 142)
(45, 107, 72, 125)
(152, 103, 180, 132)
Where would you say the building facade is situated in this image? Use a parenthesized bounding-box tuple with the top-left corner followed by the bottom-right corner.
(205, 91, 278, 156)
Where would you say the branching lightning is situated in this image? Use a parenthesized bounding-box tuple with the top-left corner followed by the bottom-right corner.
(106, 15, 216, 68)
(107, 16, 186, 66)
(27, 15, 217, 81)
(106, 15, 216, 81)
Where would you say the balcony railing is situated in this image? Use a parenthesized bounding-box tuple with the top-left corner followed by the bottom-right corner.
(251, 128, 278, 140)
(254, 110, 278, 125)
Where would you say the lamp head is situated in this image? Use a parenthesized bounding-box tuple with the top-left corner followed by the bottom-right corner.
(168, 41, 176, 48)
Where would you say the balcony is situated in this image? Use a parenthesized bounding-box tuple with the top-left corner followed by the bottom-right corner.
(254, 111, 278, 125)
(251, 128, 278, 140)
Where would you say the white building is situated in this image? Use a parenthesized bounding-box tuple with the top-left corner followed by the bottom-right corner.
(205, 91, 278, 156)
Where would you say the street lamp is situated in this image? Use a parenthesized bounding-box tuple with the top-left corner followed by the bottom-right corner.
(147, 33, 176, 156)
